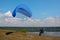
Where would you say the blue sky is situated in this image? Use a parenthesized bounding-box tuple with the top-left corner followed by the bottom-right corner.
(0, 0, 60, 19)
(0, 0, 60, 27)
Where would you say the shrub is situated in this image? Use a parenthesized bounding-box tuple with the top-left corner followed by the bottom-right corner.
(16, 29, 27, 33)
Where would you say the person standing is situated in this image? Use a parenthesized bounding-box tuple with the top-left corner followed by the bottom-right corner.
(39, 28, 44, 36)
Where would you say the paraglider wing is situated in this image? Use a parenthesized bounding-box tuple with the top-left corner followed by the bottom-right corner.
(12, 9, 16, 17)
(12, 4, 32, 17)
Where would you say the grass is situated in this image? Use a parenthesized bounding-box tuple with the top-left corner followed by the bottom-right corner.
(16, 29, 27, 33)
(0, 29, 60, 40)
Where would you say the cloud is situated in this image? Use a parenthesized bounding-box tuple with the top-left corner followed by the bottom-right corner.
(0, 11, 12, 18)
(0, 14, 4, 17)
(4, 11, 12, 17)
(44, 17, 55, 24)
(43, 17, 60, 26)
(0, 11, 60, 27)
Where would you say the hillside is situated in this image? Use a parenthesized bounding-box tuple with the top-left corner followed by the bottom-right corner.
(0, 30, 60, 40)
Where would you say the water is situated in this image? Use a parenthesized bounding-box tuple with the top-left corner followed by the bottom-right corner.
(0, 27, 60, 32)
(27, 32, 60, 37)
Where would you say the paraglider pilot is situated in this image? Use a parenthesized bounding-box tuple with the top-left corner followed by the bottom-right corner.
(39, 28, 44, 36)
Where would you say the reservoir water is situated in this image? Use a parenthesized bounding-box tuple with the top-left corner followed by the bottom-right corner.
(27, 32, 60, 37)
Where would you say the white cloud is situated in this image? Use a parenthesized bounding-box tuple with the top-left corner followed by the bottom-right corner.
(0, 11, 12, 18)
(4, 11, 12, 17)
(0, 14, 4, 17)
(0, 11, 60, 27)
(44, 17, 55, 23)
(43, 17, 60, 26)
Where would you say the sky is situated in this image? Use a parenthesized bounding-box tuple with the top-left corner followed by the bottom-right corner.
(0, 0, 60, 27)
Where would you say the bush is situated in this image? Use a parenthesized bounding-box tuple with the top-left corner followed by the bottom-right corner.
(16, 29, 27, 33)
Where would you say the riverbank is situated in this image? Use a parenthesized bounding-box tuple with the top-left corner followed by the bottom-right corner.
(0, 29, 60, 40)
